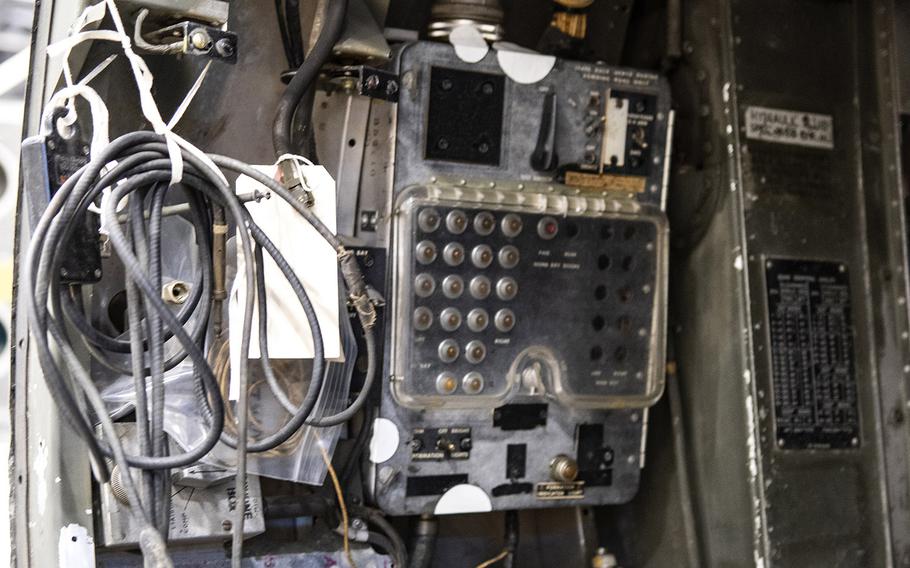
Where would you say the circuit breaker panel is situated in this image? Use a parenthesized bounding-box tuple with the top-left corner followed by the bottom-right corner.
(370, 42, 672, 515)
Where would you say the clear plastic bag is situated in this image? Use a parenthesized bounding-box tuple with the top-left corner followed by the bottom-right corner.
(101, 302, 357, 485)
(100, 214, 357, 485)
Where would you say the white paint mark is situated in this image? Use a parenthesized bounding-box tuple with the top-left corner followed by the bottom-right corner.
(434, 484, 492, 515)
(449, 25, 489, 63)
(734, 254, 744, 271)
(493, 42, 556, 84)
(58, 524, 94, 568)
(369, 418, 399, 464)
(33, 437, 48, 515)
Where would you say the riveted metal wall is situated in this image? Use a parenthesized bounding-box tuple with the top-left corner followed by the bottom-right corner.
(670, 0, 910, 565)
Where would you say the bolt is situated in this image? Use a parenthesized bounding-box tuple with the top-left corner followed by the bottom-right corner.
(215, 38, 234, 58)
(190, 30, 212, 51)
(437, 137, 450, 150)
(386, 80, 399, 96)
(365, 74, 381, 90)
(440, 78, 454, 91)
(481, 81, 494, 95)
(478, 142, 490, 154)
(222, 519, 232, 531)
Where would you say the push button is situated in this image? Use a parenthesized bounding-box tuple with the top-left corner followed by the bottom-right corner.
(442, 275, 464, 298)
(416, 240, 437, 264)
(474, 211, 496, 236)
(413, 307, 433, 331)
(414, 273, 435, 297)
(537, 216, 559, 240)
(498, 245, 519, 269)
(440, 307, 462, 331)
(446, 210, 468, 234)
(501, 213, 523, 237)
(418, 208, 441, 232)
(443, 242, 465, 266)
(470, 276, 492, 300)
(438, 339, 459, 363)
(471, 245, 494, 268)
(496, 277, 518, 301)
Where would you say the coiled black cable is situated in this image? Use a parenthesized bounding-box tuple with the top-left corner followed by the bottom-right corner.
(29, 132, 376, 454)
(27, 128, 378, 567)
(272, 0, 347, 155)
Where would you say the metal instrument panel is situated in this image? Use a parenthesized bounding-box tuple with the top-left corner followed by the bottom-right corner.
(370, 41, 672, 514)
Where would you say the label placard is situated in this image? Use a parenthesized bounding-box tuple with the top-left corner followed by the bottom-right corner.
(565, 171, 646, 192)
(535, 481, 585, 500)
(765, 259, 859, 449)
(745, 106, 834, 149)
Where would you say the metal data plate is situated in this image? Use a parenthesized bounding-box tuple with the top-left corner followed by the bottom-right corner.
(764, 258, 859, 450)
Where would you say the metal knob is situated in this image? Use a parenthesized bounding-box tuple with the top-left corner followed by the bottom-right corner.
(549, 454, 578, 482)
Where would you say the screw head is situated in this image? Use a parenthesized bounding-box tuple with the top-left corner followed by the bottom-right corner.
(215, 38, 234, 57)
(190, 30, 211, 50)
(364, 74, 381, 90)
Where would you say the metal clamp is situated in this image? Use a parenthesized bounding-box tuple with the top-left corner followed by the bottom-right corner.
(144, 21, 238, 63)
(324, 65, 400, 102)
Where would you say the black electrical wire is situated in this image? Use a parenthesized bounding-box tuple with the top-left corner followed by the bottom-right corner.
(368, 531, 401, 565)
(147, 183, 174, 534)
(28, 128, 378, 567)
(55, 155, 211, 360)
(274, 0, 298, 68)
(340, 405, 375, 485)
(28, 136, 232, 471)
(503, 510, 519, 568)
(272, 0, 347, 155)
(352, 506, 409, 568)
(285, 0, 305, 68)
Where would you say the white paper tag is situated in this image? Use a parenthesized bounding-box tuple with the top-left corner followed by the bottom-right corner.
(744, 106, 834, 149)
(229, 165, 341, 400)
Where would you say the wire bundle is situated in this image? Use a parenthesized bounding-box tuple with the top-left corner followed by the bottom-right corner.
(25, 128, 377, 566)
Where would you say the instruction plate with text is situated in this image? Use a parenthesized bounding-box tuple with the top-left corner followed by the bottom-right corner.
(745, 106, 834, 149)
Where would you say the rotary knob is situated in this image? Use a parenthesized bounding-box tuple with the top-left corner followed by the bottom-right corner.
(549, 454, 579, 482)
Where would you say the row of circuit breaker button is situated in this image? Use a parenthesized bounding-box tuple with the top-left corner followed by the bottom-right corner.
(415, 241, 520, 268)
(413, 307, 516, 333)
(417, 208, 562, 240)
(414, 274, 517, 300)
